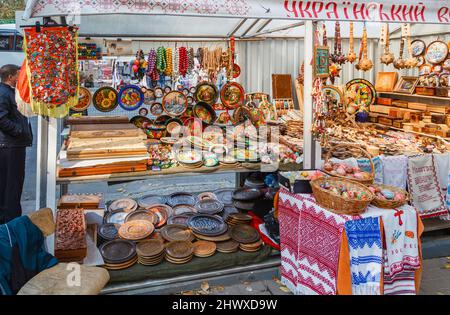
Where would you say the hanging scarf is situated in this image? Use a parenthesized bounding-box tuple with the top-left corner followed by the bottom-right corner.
(23, 26, 79, 118)
(344, 217, 383, 295)
(15, 60, 36, 118)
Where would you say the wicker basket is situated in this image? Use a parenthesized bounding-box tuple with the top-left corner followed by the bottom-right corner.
(310, 178, 374, 215)
(323, 143, 375, 185)
(370, 184, 409, 209)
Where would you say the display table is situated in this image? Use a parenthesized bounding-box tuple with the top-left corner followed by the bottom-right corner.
(278, 188, 423, 295)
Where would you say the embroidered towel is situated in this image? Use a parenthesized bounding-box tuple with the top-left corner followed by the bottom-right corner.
(344, 217, 383, 295)
(357, 156, 383, 184)
(407, 154, 448, 218)
(296, 195, 352, 295)
(383, 251, 417, 295)
(380, 155, 408, 189)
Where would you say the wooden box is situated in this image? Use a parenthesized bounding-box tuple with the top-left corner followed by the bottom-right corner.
(376, 97, 393, 105)
(415, 87, 435, 96)
(369, 104, 391, 115)
(55, 209, 87, 261)
(391, 100, 409, 108)
(427, 105, 450, 114)
(410, 112, 423, 123)
(413, 126, 422, 133)
(378, 116, 395, 126)
(393, 120, 403, 129)
(436, 87, 450, 98)
(408, 102, 428, 111)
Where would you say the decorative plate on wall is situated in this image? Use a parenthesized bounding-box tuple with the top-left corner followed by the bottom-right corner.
(344, 79, 376, 107)
(71, 87, 92, 112)
(194, 82, 219, 105)
(220, 82, 245, 109)
(425, 40, 448, 64)
(118, 85, 144, 111)
(93, 86, 118, 112)
(162, 91, 188, 117)
(411, 39, 426, 57)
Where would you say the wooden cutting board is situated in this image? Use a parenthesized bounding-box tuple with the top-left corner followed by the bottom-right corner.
(58, 162, 148, 177)
(272, 74, 293, 99)
(66, 116, 130, 125)
(70, 123, 145, 139)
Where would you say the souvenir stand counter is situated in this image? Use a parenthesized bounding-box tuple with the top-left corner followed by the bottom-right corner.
(19, 0, 450, 295)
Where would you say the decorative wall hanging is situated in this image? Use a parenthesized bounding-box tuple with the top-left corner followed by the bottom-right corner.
(375, 72, 398, 92)
(165, 47, 173, 77)
(311, 78, 328, 146)
(393, 36, 406, 70)
(345, 79, 376, 108)
(313, 46, 330, 78)
(357, 25, 373, 72)
(425, 40, 448, 65)
(147, 49, 159, 82)
(380, 23, 394, 65)
(93, 86, 118, 112)
(178, 47, 189, 76)
(71, 87, 92, 112)
(118, 85, 144, 111)
(220, 82, 245, 109)
(331, 22, 346, 65)
(394, 76, 419, 94)
(133, 49, 147, 80)
(23, 26, 79, 118)
(162, 91, 188, 116)
(156, 46, 167, 74)
(194, 82, 219, 105)
(411, 39, 426, 57)
(142, 87, 156, 105)
(346, 22, 357, 63)
(404, 24, 418, 68)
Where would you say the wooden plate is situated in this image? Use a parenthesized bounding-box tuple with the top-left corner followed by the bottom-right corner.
(162, 91, 188, 117)
(216, 240, 239, 253)
(72, 87, 92, 112)
(137, 195, 168, 209)
(233, 200, 255, 211)
(136, 239, 165, 258)
(168, 192, 198, 207)
(193, 240, 216, 257)
(214, 189, 235, 205)
(161, 224, 194, 242)
(173, 204, 197, 215)
(187, 214, 228, 236)
(193, 232, 231, 242)
(194, 82, 219, 105)
(197, 192, 217, 201)
(239, 239, 263, 249)
(118, 220, 154, 241)
(93, 86, 118, 112)
(232, 188, 262, 201)
(109, 198, 138, 213)
(220, 82, 245, 109)
(229, 224, 260, 244)
(99, 239, 136, 264)
(165, 241, 194, 259)
(105, 211, 128, 225)
(229, 213, 252, 221)
(167, 213, 196, 226)
(125, 210, 158, 225)
(104, 256, 138, 270)
(147, 204, 171, 227)
(195, 199, 224, 215)
(98, 223, 119, 241)
(165, 255, 193, 264)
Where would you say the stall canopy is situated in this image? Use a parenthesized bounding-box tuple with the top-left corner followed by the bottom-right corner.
(23, 0, 450, 25)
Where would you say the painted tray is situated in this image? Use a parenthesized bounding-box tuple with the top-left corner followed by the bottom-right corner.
(194, 82, 219, 105)
(118, 219, 154, 241)
(229, 224, 260, 244)
(165, 241, 194, 259)
(214, 188, 235, 205)
(193, 102, 217, 125)
(167, 213, 196, 226)
(137, 195, 168, 208)
(220, 82, 245, 109)
(118, 85, 144, 111)
(93, 86, 118, 112)
(71, 87, 92, 112)
(167, 192, 198, 207)
(187, 214, 228, 236)
(125, 210, 158, 225)
(345, 79, 376, 107)
(150, 102, 164, 116)
(425, 40, 448, 65)
(162, 91, 188, 117)
(195, 199, 224, 215)
(323, 86, 343, 104)
(142, 87, 156, 105)
(161, 224, 193, 242)
(232, 188, 263, 201)
(98, 223, 119, 241)
(411, 39, 426, 57)
(99, 239, 136, 264)
(130, 116, 152, 129)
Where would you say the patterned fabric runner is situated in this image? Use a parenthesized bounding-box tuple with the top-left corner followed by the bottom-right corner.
(380, 155, 408, 189)
(344, 217, 383, 295)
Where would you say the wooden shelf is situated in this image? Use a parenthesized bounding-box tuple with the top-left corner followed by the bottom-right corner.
(378, 92, 450, 106)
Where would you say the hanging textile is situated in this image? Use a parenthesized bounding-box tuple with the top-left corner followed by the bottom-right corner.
(357, 156, 383, 184)
(380, 155, 408, 189)
(23, 26, 79, 118)
(15, 60, 36, 118)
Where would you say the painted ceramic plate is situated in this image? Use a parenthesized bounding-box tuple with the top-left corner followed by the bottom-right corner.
(162, 91, 188, 117)
(176, 150, 203, 164)
(166, 118, 183, 134)
(187, 96, 194, 105)
(142, 87, 156, 105)
(323, 86, 343, 104)
(93, 86, 118, 112)
(193, 102, 216, 125)
(220, 82, 245, 109)
(139, 107, 149, 116)
(154, 87, 164, 98)
(118, 85, 144, 111)
(164, 86, 172, 94)
(425, 41, 448, 64)
(411, 39, 426, 57)
(130, 116, 152, 129)
(419, 64, 432, 76)
(344, 79, 376, 107)
(189, 86, 197, 94)
(432, 65, 443, 75)
(150, 102, 164, 116)
(72, 87, 91, 112)
(233, 63, 241, 78)
(443, 58, 450, 70)
(194, 82, 219, 105)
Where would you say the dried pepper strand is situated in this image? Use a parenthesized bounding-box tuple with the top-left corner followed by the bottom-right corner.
(178, 47, 189, 76)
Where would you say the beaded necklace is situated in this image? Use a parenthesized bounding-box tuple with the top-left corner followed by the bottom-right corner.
(178, 47, 189, 76)
(165, 47, 173, 76)
(188, 47, 195, 73)
(147, 49, 159, 81)
(156, 46, 167, 73)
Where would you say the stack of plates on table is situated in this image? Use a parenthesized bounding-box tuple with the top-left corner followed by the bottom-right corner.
(221, 205, 239, 220)
(229, 224, 261, 252)
(216, 239, 239, 254)
(214, 188, 235, 206)
(109, 198, 138, 213)
(232, 188, 263, 212)
(225, 213, 253, 226)
(125, 210, 158, 225)
(173, 204, 197, 215)
(188, 214, 228, 238)
(147, 204, 172, 228)
(161, 224, 194, 242)
(137, 195, 168, 209)
(193, 241, 216, 258)
(168, 192, 198, 207)
(104, 210, 128, 226)
(219, 155, 239, 167)
(118, 220, 155, 241)
(176, 150, 203, 168)
(100, 239, 137, 270)
(98, 223, 120, 244)
(244, 177, 265, 189)
(136, 239, 165, 266)
(195, 199, 224, 215)
(167, 213, 196, 226)
(165, 241, 194, 264)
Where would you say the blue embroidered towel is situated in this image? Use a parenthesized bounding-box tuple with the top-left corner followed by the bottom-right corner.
(345, 217, 383, 295)
(357, 157, 383, 184)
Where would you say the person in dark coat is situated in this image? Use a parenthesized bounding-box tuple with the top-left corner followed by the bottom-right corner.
(0, 65, 33, 224)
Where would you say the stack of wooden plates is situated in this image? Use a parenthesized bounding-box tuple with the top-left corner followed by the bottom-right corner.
(109, 198, 138, 213)
(193, 232, 231, 242)
(197, 192, 217, 201)
(118, 220, 155, 241)
(167, 213, 196, 226)
(161, 224, 194, 242)
(165, 241, 194, 264)
(229, 224, 260, 245)
(216, 239, 239, 253)
(225, 213, 253, 226)
(239, 239, 263, 252)
(286, 120, 303, 138)
(136, 240, 165, 266)
(100, 239, 137, 270)
(193, 241, 216, 258)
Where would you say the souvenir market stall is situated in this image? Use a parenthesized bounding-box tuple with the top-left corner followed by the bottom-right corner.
(18, 0, 450, 295)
